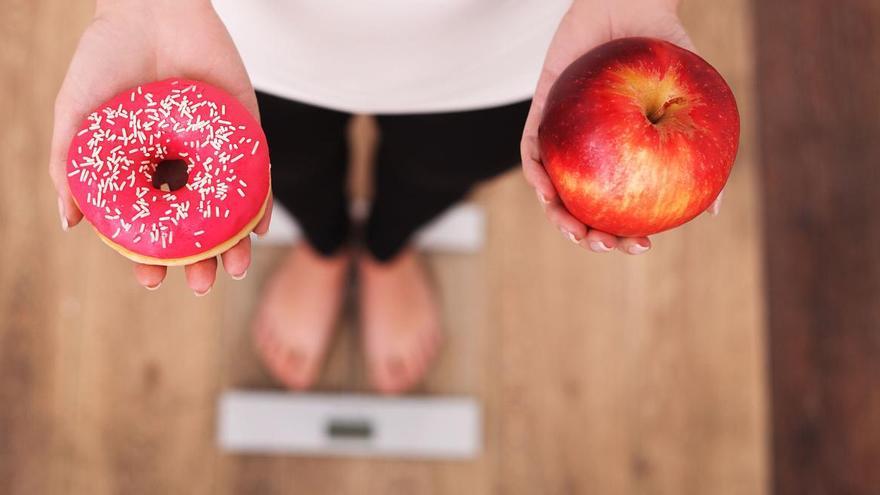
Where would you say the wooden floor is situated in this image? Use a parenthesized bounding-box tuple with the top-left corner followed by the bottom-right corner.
(0, 0, 767, 493)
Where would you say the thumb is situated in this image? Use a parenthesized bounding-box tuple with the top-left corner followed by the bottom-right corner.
(233, 82, 260, 123)
(48, 97, 85, 231)
(708, 188, 724, 216)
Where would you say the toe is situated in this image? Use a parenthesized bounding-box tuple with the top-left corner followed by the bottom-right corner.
(280, 348, 307, 389)
(418, 327, 442, 368)
(252, 321, 272, 358)
(252, 320, 301, 388)
(284, 348, 320, 390)
(371, 354, 408, 395)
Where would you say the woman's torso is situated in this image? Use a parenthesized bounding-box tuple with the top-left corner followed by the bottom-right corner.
(213, 0, 571, 113)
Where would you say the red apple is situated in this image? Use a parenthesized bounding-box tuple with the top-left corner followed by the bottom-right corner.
(538, 37, 740, 237)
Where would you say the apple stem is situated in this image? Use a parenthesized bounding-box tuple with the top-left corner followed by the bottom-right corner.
(648, 96, 686, 124)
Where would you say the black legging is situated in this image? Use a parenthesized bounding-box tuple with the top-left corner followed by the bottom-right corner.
(256, 91, 531, 261)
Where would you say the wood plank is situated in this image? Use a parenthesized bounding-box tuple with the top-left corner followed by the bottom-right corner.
(488, 0, 768, 492)
(754, 1, 880, 493)
(0, 0, 96, 493)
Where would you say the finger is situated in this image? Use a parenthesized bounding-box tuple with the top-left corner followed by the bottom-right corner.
(133, 263, 167, 290)
(583, 229, 618, 253)
(671, 31, 698, 53)
(253, 193, 273, 236)
(617, 236, 652, 256)
(520, 88, 561, 203)
(237, 87, 260, 122)
(521, 138, 558, 204)
(708, 189, 724, 216)
(220, 235, 251, 280)
(544, 202, 588, 243)
(185, 257, 218, 296)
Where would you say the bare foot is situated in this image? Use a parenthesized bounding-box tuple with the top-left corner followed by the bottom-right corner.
(358, 248, 443, 394)
(252, 243, 350, 390)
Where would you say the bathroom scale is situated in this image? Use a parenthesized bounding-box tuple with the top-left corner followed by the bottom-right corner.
(218, 391, 481, 460)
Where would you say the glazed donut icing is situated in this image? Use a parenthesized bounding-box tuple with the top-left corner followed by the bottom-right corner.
(66, 78, 270, 261)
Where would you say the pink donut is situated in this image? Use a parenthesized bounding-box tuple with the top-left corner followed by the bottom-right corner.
(66, 78, 270, 265)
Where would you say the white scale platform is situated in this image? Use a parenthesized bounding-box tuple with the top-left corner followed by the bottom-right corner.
(254, 200, 486, 253)
(219, 391, 481, 460)
(220, 203, 484, 459)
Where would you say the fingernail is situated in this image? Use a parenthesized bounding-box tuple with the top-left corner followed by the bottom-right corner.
(536, 190, 549, 205)
(58, 197, 69, 232)
(194, 287, 212, 297)
(628, 244, 650, 255)
(560, 228, 580, 244)
(590, 241, 612, 253)
(231, 270, 247, 281)
(145, 282, 162, 291)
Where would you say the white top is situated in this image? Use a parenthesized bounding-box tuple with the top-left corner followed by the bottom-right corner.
(212, 0, 571, 114)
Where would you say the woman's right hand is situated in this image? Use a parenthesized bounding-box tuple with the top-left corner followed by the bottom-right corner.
(521, 0, 721, 255)
(49, 0, 273, 294)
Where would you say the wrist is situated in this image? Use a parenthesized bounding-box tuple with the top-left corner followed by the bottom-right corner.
(96, 0, 212, 16)
(571, 0, 680, 17)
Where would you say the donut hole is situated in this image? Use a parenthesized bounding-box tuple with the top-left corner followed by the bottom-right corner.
(152, 159, 189, 192)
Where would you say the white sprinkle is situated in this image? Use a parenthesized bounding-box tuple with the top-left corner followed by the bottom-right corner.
(193, 230, 204, 236)
(237, 188, 245, 197)
(251, 140, 260, 155)
(230, 153, 244, 163)
(195, 241, 202, 249)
